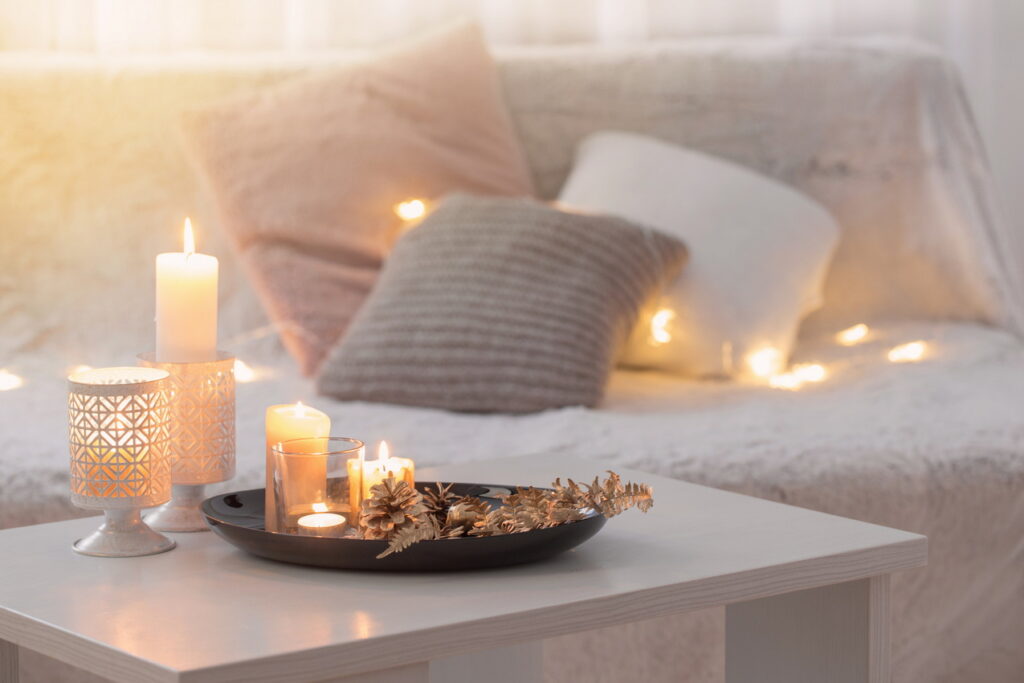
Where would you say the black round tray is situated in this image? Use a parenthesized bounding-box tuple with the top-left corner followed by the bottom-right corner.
(202, 483, 606, 572)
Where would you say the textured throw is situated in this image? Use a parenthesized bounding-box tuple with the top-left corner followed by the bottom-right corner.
(316, 195, 688, 412)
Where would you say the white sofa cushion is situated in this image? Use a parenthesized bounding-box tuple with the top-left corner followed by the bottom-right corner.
(559, 131, 839, 378)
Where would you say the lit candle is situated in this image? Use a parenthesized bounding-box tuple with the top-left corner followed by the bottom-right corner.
(265, 402, 331, 531)
(297, 509, 346, 536)
(156, 218, 218, 362)
(359, 441, 415, 499)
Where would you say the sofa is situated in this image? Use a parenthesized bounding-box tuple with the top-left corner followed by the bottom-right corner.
(1, 37, 1022, 682)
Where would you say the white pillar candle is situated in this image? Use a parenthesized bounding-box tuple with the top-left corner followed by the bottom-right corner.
(156, 218, 218, 362)
(265, 402, 331, 531)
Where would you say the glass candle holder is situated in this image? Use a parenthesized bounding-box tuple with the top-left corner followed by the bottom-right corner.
(68, 366, 175, 557)
(271, 437, 365, 536)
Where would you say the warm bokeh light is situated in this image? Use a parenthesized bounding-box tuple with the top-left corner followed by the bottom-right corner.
(769, 373, 801, 390)
(394, 199, 427, 221)
(67, 364, 93, 376)
(888, 340, 927, 363)
(792, 363, 827, 383)
(233, 359, 256, 383)
(747, 347, 783, 378)
(0, 369, 24, 391)
(649, 308, 675, 345)
(183, 217, 195, 255)
(836, 323, 869, 346)
(768, 363, 827, 390)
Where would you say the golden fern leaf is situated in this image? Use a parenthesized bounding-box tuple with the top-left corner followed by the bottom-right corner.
(376, 519, 439, 559)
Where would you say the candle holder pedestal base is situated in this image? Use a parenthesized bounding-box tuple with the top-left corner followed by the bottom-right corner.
(145, 484, 211, 533)
(74, 509, 176, 558)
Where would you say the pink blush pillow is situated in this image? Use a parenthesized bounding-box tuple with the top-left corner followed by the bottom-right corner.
(182, 22, 535, 375)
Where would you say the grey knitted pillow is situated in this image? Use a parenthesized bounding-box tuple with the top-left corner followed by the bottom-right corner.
(316, 195, 688, 413)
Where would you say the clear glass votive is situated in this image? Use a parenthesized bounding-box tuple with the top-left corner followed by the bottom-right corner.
(271, 437, 365, 536)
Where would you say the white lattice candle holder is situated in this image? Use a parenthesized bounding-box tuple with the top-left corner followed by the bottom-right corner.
(68, 366, 175, 557)
(138, 352, 236, 532)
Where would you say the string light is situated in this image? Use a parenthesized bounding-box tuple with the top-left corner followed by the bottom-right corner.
(747, 347, 783, 378)
(792, 363, 827, 383)
(649, 308, 675, 345)
(394, 199, 427, 222)
(768, 363, 827, 390)
(836, 323, 869, 346)
(0, 369, 24, 391)
(233, 359, 256, 383)
(888, 341, 927, 363)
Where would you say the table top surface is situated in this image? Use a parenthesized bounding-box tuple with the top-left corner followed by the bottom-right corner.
(0, 455, 926, 683)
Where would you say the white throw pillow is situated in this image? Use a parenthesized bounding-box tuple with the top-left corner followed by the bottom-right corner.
(558, 131, 839, 379)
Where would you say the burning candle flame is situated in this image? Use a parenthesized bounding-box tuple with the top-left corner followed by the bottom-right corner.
(293, 400, 307, 418)
(183, 217, 195, 255)
(378, 440, 389, 463)
(312, 502, 328, 513)
(836, 323, 869, 346)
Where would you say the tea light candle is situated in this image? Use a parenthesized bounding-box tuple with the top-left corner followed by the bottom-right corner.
(358, 441, 415, 498)
(156, 218, 218, 362)
(265, 402, 330, 531)
(297, 512, 346, 530)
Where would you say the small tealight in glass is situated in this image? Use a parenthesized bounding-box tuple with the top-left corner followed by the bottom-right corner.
(271, 437, 365, 536)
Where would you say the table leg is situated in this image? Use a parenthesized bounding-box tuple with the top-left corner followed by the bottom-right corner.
(726, 575, 890, 683)
(0, 639, 18, 683)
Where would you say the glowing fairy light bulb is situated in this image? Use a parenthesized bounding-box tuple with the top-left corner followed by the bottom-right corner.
(747, 347, 783, 378)
(649, 308, 675, 345)
(836, 323, 869, 346)
(769, 373, 801, 390)
(394, 199, 427, 222)
(0, 369, 24, 391)
(233, 359, 256, 383)
(792, 363, 827, 383)
(888, 341, 927, 363)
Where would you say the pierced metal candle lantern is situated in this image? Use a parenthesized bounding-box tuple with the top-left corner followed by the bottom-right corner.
(138, 352, 236, 532)
(68, 367, 175, 557)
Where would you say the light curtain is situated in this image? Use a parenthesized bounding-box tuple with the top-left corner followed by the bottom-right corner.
(0, 0, 992, 117)
(0, 0, 993, 123)
(2, 0, 1016, 261)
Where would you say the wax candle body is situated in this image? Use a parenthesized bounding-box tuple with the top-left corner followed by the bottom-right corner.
(297, 512, 346, 537)
(347, 443, 415, 516)
(155, 246, 218, 362)
(265, 403, 330, 531)
(361, 458, 415, 498)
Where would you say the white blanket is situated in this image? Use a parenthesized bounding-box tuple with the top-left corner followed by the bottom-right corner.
(4, 320, 1022, 682)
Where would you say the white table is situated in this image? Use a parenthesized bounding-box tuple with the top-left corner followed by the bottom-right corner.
(0, 455, 926, 683)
